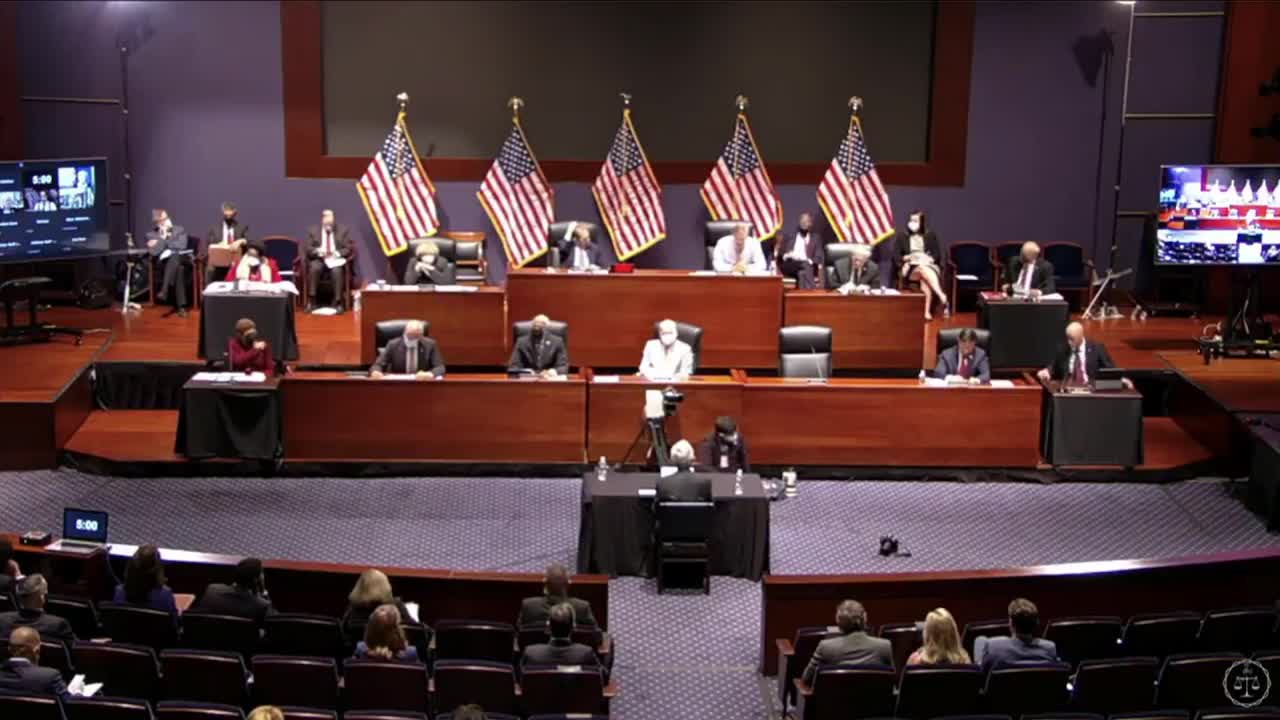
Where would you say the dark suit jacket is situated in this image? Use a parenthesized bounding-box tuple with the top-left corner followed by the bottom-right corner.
(977, 635, 1059, 671)
(1004, 257, 1057, 293)
(831, 258, 882, 289)
(0, 658, 67, 698)
(656, 470, 711, 502)
(933, 346, 992, 382)
(518, 594, 598, 629)
(403, 255, 456, 285)
(774, 230, 824, 264)
(508, 333, 569, 375)
(372, 337, 446, 376)
(893, 230, 942, 275)
(802, 630, 895, 685)
(305, 224, 353, 260)
(192, 583, 275, 624)
(1049, 341, 1115, 382)
(522, 638, 601, 672)
(0, 609, 75, 644)
(704, 434, 750, 473)
(146, 224, 190, 256)
(206, 220, 249, 248)
(558, 241, 608, 269)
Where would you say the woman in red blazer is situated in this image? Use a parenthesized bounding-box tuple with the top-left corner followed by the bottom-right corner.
(227, 317, 273, 376)
(224, 243, 281, 283)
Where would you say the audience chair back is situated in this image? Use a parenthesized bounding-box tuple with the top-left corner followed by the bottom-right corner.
(262, 613, 345, 661)
(804, 664, 897, 720)
(778, 325, 833, 379)
(46, 594, 100, 639)
(99, 601, 177, 650)
(519, 665, 607, 715)
(1044, 616, 1124, 667)
(433, 619, 517, 663)
(0, 693, 64, 720)
(704, 220, 749, 269)
(655, 500, 714, 594)
(64, 696, 156, 720)
(374, 320, 431, 354)
(1070, 656, 1159, 715)
(1123, 612, 1203, 659)
(73, 641, 162, 701)
(512, 320, 570, 349)
(822, 243, 860, 289)
(178, 612, 259, 659)
(250, 655, 339, 710)
(936, 327, 992, 353)
(1198, 607, 1279, 653)
(651, 321, 703, 372)
(160, 649, 247, 706)
(778, 626, 841, 711)
(894, 663, 984, 719)
(272, 709, 335, 720)
(39, 638, 75, 681)
(153, 702, 245, 720)
(1156, 653, 1246, 710)
(431, 659, 518, 716)
(878, 621, 924, 675)
(342, 658, 429, 714)
(982, 662, 1072, 716)
(962, 619, 1010, 658)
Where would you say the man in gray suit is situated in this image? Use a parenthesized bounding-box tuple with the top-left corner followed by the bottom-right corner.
(976, 597, 1059, 671)
(802, 599, 893, 685)
(831, 244, 881, 291)
(656, 440, 710, 502)
(934, 328, 991, 383)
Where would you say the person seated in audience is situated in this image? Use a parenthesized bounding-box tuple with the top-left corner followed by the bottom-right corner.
(305, 208, 354, 312)
(0, 627, 67, 698)
(907, 608, 970, 665)
(802, 599, 893, 686)
(976, 597, 1058, 671)
(452, 706, 488, 720)
(519, 563, 598, 629)
(638, 318, 694, 381)
(0, 574, 74, 644)
(1003, 241, 1055, 296)
(0, 539, 18, 599)
(933, 328, 990, 384)
(775, 212, 823, 289)
(352, 604, 419, 663)
(247, 707, 285, 720)
(227, 318, 274, 376)
(341, 569, 418, 637)
(146, 207, 192, 317)
(558, 222, 607, 271)
(656, 440, 710, 502)
(403, 240, 456, 286)
(704, 416, 750, 472)
(113, 544, 179, 626)
(1036, 321, 1127, 388)
(225, 242, 281, 282)
(205, 201, 249, 287)
(522, 602, 603, 675)
(370, 320, 445, 379)
(712, 222, 767, 274)
(893, 210, 948, 319)
(192, 557, 275, 624)
(508, 313, 568, 378)
(832, 243, 881, 292)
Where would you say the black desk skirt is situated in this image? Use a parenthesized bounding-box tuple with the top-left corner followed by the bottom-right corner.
(1247, 415, 1280, 530)
(1042, 390, 1144, 466)
(175, 380, 282, 460)
(576, 471, 769, 580)
(979, 298, 1070, 369)
(199, 292, 299, 362)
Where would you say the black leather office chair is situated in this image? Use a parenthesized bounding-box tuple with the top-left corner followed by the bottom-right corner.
(545, 221, 604, 267)
(654, 500, 713, 594)
(512, 320, 569, 347)
(822, 243, 860, 289)
(374, 320, 430, 354)
(936, 327, 992, 353)
(778, 325, 833, 379)
(651, 321, 704, 372)
(705, 220, 749, 269)
(439, 231, 488, 283)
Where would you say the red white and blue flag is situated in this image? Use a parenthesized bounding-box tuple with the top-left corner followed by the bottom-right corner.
(479, 120, 554, 268)
(357, 111, 439, 257)
(700, 113, 782, 241)
(592, 108, 666, 261)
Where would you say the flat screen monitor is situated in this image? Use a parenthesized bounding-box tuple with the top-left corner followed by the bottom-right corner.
(0, 157, 110, 263)
(1155, 164, 1280, 266)
(62, 507, 109, 544)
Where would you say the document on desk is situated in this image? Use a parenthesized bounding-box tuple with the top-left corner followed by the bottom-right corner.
(434, 284, 478, 293)
(689, 270, 718, 276)
(956, 274, 979, 281)
(159, 249, 173, 261)
(989, 379, 1015, 388)
(230, 372, 267, 383)
(192, 372, 236, 382)
(379, 374, 420, 381)
(1040, 293, 1065, 301)
(323, 256, 347, 270)
(922, 377, 948, 388)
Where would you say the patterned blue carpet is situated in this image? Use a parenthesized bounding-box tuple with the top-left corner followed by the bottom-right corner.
(0, 471, 1274, 720)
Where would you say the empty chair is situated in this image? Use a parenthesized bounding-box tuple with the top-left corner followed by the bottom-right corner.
(1198, 608, 1278, 654)
(993, 241, 1023, 276)
(1109, 712, 1191, 720)
(249, 655, 339, 710)
(432, 620, 516, 664)
(948, 241, 997, 307)
(431, 660, 518, 717)
(262, 614, 344, 660)
(778, 626, 841, 712)
(437, 232, 487, 283)
(1070, 657, 1159, 715)
(654, 500, 713, 594)
(0, 693, 64, 720)
(64, 697, 155, 720)
(40, 639, 75, 681)
(178, 613, 259, 659)
(154, 702, 244, 719)
(983, 662, 1071, 716)
(1155, 653, 1245, 711)
(275, 710, 336, 720)
(797, 664, 897, 720)
(519, 666, 607, 715)
(160, 650, 246, 706)
(98, 602, 177, 650)
(962, 619, 1010, 658)
(1042, 242, 1093, 307)
(1194, 709, 1280, 720)
(73, 641, 162, 701)
(342, 658, 429, 714)
(46, 595, 100, 639)
(1123, 613, 1203, 659)
(879, 622, 924, 675)
(778, 325, 833, 379)
(895, 663, 983, 719)
(1045, 617, 1124, 667)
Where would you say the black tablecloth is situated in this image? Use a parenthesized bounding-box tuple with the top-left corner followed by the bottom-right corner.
(978, 297, 1070, 369)
(175, 379, 282, 460)
(576, 471, 769, 580)
(198, 292, 299, 362)
(1042, 390, 1144, 466)
(1245, 414, 1280, 531)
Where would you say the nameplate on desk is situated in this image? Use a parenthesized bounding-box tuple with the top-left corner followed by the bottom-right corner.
(689, 270, 717, 276)
(989, 379, 1015, 389)
(593, 375, 621, 383)
(636, 488, 657, 497)
(379, 374, 421, 381)
(434, 284, 478, 293)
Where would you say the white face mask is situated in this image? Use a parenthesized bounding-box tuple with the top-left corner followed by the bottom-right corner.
(660, 332, 677, 347)
(420, 253, 437, 264)
(908, 221, 921, 233)
(247, 256, 261, 267)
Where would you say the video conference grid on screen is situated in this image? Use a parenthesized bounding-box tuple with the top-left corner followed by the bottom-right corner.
(1157, 164, 1280, 266)
(0, 157, 110, 262)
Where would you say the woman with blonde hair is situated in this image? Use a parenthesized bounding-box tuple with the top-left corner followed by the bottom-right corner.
(247, 707, 285, 720)
(342, 568, 418, 637)
(352, 603, 419, 662)
(907, 607, 971, 665)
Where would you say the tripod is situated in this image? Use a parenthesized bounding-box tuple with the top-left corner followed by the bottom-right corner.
(1082, 267, 1133, 320)
(1222, 269, 1267, 350)
(620, 417, 671, 467)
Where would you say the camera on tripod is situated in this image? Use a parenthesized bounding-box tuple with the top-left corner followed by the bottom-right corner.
(661, 386, 684, 417)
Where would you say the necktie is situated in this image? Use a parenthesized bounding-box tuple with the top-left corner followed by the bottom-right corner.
(1073, 349, 1085, 384)
(406, 344, 417, 374)
(323, 229, 332, 255)
(1020, 264, 1032, 292)
(225, 224, 233, 243)
(958, 354, 971, 379)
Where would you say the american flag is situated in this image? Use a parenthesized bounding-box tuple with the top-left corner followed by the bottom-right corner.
(478, 121, 554, 268)
(700, 113, 782, 241)
(356, 113, 439, 257)
(592, 109, 665, 260)
(818, 117, 893, 245)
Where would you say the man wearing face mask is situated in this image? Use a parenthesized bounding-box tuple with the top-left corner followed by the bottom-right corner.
(704, 416, 750, 472)
(205, 202, 249, 287)
(404, 240, 456, 285)
(370, 319, 445, 379)
(305, 209, 354, 313)
(226, 318, 273, 376)
(638, 318, 694, 381)
(146, 208, 192, 317)
(775, 212, 823, 289)
(508, 313, 568, 378)
(226, 242, 280, 282)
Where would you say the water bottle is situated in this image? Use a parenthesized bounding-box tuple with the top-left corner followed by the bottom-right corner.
(918, 369, 927, 385)
(734, 468, 744, 496)
(596, 456, 608, 482)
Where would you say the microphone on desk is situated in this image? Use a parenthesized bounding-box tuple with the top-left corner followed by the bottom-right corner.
(809, 344, 827, 383)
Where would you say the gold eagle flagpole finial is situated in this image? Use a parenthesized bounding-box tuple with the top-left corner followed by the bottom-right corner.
(735, 94, 749, 113)
(508, 96, 524, 121)
(848, 95, 863, 116)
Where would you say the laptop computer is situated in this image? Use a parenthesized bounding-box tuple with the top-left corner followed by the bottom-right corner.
(54, 508, 109, 554)
(1095, 368, 1126, 392)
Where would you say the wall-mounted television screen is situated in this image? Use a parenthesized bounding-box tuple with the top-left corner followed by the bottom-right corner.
(1156, 164, 1280, 266)
(0, 157, 110, 263)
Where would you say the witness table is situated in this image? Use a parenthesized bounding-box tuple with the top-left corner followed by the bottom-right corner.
(782, 291, 925, 370)
(742, 378, 1043, 467)
(978, 293, 1070, 369)
(360, 285, 507, 366)
(175, 378, 282, 460)
(1245, 413, 1280, 530)
(199, 290, 299, 362)
(1041, 386, 1144, 466)
(506, 269, 783, 369)
(280, 372, 586, 462)
(586, 376, 743, 464)
(576, 471, 769, 580)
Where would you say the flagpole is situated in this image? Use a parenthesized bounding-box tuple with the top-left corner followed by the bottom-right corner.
(396, 91, 409, 121)
(731, 94, 749, 226)
(508, 96, 524, 124)
(844, 95, 863, 242)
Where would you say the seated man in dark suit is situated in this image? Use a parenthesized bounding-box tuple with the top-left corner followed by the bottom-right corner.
(508, 314, 569, 379)
(370, 320, 445, 379)
(832, 243, 881, 292)
(775, 212, 824, 289)
(146, 207, 192, 317)
(0, 574, 74, 644)
(521, 602, 603, 675)
(0, 626, 68, 698)
(656, 440, 711, 502)
(704, 416, 750, 472)
(1036, 321, 1127, 388)
(802, 599, 894, 686)
(933, 328, 991, 384)
(1003, 241, 1056, 296)
(403, 240, 456, 286)
(558, 222, 607, 271)
(976, 597, 1059, 671)
(191, 557, 275, 625)
(518, 563, 597, 629)
(305, 209, 355, 313)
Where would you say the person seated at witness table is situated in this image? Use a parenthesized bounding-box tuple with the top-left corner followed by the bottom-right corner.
(341, 569, 419, 637)
(247, 708, 285, 720)
(518, 563, 598, 629)
(1003, 241, 1056, 296)
(775, 212, 823, 289)
(656, 440, 710, 501)
(508, 313, 568, 378)
(403, 240, 456, 286)
(352, 604, 419, 663)
(907, 607, 970, 665)
(1036, 321, 1128, 388)
(227, 318, 274, 376)
(114, 544, 179, 626)
(933, 328, 990, 384)
(522, 602, 604, 676)
(0, 539, 18, 599)
(192, 557, 275, 625)
(893, 210, 948, 319)
(802, 599, 894, 686)
(705, 415, 750, 472)
(370, 320, 445, 379)
(976, 597, 1059, 671)
(638, 319, 694, 381)
(305, 208, 354, 313)
(713, 222, 767, 274)
(225, 242, 281, 283)
(205, 201, 249, 287)
(0, 574, 74, 644)
(146, 207, 192, 317)
(559, 222, 608, 271)
(832, 243, 881, 292)
(0, 627, 68, 699)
